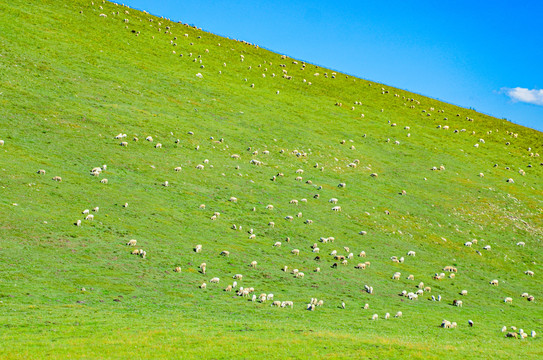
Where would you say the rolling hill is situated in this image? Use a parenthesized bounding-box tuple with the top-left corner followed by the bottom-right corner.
(0, 0, 541, 358)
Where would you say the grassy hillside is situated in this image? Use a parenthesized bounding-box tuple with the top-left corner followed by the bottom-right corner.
(0, 0, 542, 358)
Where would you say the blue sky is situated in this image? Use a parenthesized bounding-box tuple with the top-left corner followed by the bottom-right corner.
(122, 0, 543, 132)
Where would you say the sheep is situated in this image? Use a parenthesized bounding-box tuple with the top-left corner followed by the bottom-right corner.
(312, 247, 320, 253)
(82, 209, 90, 215)
(37, 169, 46, 175)
(0, 140, 4, 146)
(332, 206, 342, 212)
(407, 251, 416, 257)
(372, 314, 379, 321)
(233, 274, 243, 280)
(200, 283, 207, 289)
(505, 332, 518, 338)
(504, 297, 513, 304)
(490, 279, 499, 286)
(408, 293, 418, 300)
(329, 198, 338, 204)
(285, 216, 294, 221)
(392, 272, 401, 280)
(338, 183, 346, 188)
(314, 267, 320, 273)
(174, 267, 182, 273)
(194, 245, 202, 253)
(464, 241, 472, 247)
(460, 290, 468, 296)
(75, 220, 82, 226)
(210, 277, 220, 284)
(271, 301, 282, 307)
(291, 249, 300, 255)
(417, 282, 424, 289)
(281, 301, 294, 308)
(85, 214, 94, 221)
(196, 164, 204, 170)
(52, 176, 62, 182)
(228, 196, 238, 202)
(424, 287, 432, 292)
(355, 263, 366, 270)
(248, 234, 256, 239)
(395, 311, 403, 318)
(289, 199, 299, 205)
(273, 242, 281, 247)
(126, 239, 137, 246)
(516, 242, 525, 247)
(525, 270, 534, 276)
(453, 300, 463, 307)
(250, 261, 257, 268)
(483, 245, 491, 251)
(527, 296, 535, 302)
(296, 272, 305, 278)
(266, 204, 274, 210)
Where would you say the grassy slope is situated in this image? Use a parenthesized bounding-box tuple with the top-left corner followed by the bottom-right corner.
(0, 0, 542, 358)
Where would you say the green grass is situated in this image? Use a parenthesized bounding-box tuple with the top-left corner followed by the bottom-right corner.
(0, 0, 542, 358)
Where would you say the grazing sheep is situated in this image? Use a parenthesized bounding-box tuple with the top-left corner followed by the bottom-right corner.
(194, 245, 202, 253)
(372, 314, 378, 320)
(504, 297, 513, 304)
(37, 169, 46, 175)
(461, 290, 468, 296)
(290, 199, 299, 205)
(126, 239, 137, 246)
(266, 204, 274, 210)
(85, 214, 94, 221)
(464, 241, 472, 247)
(527, 296, 535, 302)
(505, 332, 518, 338)
(516, 242, 525, 247)
(490, 279, 499, 286)
(210, 277, 220, 284)
(52, 176, 62, 182)
(525, 270, 534, 276)
(338, 183, 346, 188)
(329, 198, 338, 204)
(196, 164, 204, 170)
(250, 261, 257, 268)
(392, 272, 401, 280)
(228, 196, 238, 202)
(483, 245, 491, 251)
(407, 251, 416, 256)
(285, 216, 294, 221)
(233, 274, 243, 280)
(453, 300, 463, 307)
(291, 249, 300, 255)
(200, 283, 207, 289)
(395, 311, 402, 318)
(75, 220, 81, 226)
(273, 242, 281, 247)
(332, 206, 342, 212)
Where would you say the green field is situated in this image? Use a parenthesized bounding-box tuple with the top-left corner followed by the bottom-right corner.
(0, 0, 541, 358)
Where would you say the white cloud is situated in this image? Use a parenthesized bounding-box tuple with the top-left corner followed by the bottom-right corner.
(503, 87, 543, 106)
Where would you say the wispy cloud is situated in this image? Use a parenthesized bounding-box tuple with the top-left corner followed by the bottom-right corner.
(502, 87, 543, 106)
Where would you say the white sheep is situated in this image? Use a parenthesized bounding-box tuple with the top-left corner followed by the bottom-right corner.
(85, 214, 94, 221)
(194, 245, 202, 253)
(210, 277, 220, 284)
(291, 249, 300, 255)
(395, 311, 402, 318)
(250, 261, 257, 268)
(372, 314, 378, 320)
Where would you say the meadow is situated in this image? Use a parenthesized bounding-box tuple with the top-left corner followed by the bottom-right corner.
(0, 0, 541, 358)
